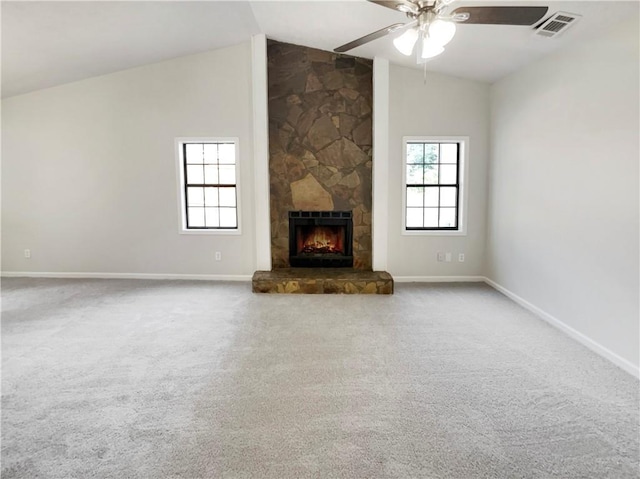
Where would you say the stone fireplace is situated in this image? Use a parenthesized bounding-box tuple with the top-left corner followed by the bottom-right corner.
(267, 40, 372, 270)
(252, 40, 393, 294)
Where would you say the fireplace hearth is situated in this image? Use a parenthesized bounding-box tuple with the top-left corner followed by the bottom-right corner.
(289, 211, 353, 267)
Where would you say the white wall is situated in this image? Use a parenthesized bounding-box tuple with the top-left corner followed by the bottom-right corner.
(2, 42, 256, 277)
(372, 57, 390, 271)
(387, 65, 490, 278)
(487, 18, 639, 370)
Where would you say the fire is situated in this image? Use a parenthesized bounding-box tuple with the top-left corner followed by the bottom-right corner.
(297, 226, 344, 255)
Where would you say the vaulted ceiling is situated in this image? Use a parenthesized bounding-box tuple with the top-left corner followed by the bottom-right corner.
(2, 1, 637, 98)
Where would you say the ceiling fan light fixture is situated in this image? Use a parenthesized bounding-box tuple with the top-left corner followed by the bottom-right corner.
(393, 28, 419, 56)
(421, 37, 445, 59)
(428, 19, 456, 46)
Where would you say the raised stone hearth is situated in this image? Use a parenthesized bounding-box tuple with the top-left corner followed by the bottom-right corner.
(252, 269, 393, 295)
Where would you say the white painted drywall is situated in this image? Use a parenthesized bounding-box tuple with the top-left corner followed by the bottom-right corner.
(2, 42, 256, 276)
(372, 57, 390, 271)
(487, 18, 639, 369)
(387, 65, 490, 277)
(251, 34, 272, 272)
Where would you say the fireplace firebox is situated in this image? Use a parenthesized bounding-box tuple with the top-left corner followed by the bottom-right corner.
(289, 211, 353, 268)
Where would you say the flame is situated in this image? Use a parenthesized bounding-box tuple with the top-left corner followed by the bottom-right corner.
(297, 226, 344, 255)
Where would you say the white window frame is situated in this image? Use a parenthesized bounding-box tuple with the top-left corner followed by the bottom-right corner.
(175, 137, 241, 235)
(402, 136, 469, 236)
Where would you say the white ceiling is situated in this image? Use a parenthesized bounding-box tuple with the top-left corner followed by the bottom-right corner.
(2, 1, 637, 98)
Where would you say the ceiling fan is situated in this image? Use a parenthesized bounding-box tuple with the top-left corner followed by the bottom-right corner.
(335, 0, 549, 61)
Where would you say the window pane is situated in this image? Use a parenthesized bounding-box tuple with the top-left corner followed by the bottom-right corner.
(186, 165, 204, 184)
(406, 143, 424, 163)
(205, 207, 220, 227)
(406, 208, 423, 228)
(204, 165, 218, 184)
(181, 140, 239, 230)
(424, 187, 439, 207)
(403, 140, 463, 231)
(424, 208, 439, 227)
(424, 165, 438, 184)
(440, 143, 458, 164)
(439, 208, 456, 228)
(219, 165, 236, 185)
(407, 164, 424, 185)
(440, 187, 457, 207)
(187, 187, 204, 207)
(219, 144, 235, 164)
(204, 187, 218, 206)
(220, 208, 237, 228)
(440, 165, 457, 184)
(203, 144, 217, 164)
(406, 187, 423, 207)
(185, 144, 204, 164)
(424, 144, 438, 164)
(219, 187, 236, 207)
(188, 207, 205, 227)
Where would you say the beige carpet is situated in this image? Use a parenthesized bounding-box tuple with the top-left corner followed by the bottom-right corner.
(2, 278, 638, 478)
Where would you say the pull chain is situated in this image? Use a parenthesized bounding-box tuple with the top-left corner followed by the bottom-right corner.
(424, 63, 427, 85)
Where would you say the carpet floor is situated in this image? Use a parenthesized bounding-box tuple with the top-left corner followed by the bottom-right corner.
(1, 278, 638, 478)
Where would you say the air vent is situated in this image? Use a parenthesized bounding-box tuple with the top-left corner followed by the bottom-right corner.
(534, 11, 581, 38)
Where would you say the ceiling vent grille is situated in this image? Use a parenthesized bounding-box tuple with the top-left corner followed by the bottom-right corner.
(534, 11, 581, 38)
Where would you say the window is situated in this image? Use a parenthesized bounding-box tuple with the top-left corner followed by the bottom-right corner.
(403, 136, 467, 234)
(176, 138, 239, 233)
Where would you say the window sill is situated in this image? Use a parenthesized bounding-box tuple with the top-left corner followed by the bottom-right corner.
(179, 228, 241, 236)
(402, 229, 467, 237)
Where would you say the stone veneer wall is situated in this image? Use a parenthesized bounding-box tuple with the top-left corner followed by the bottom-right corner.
(268, 40, 373, 269)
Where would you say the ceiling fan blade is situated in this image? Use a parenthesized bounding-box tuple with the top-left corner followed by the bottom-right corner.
(451, 6, 549, 25)
(368, 0, 420, 15)
(334, 22, 407, 53)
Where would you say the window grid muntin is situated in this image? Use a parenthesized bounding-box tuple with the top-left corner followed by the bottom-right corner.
(183, 142, 238, 229)
(406, 141, 460, 230)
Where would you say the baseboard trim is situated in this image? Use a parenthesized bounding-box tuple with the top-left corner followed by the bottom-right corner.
(393, 275, 486, 283)
(1, 271, 252, 282)
(484, 277, 639, 379)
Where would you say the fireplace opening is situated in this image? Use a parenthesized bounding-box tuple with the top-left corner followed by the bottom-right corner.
(297, 226, 344, 255)
(289, 211, 353, 268)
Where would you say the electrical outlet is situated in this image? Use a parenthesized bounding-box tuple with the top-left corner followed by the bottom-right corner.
(24, 249, 31, 259)
(215, 252, 222, 261)
(459, 253, 465, 262)
(445, 252, 452, 262)
(437, 252, 445, 262)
